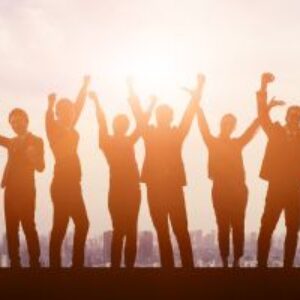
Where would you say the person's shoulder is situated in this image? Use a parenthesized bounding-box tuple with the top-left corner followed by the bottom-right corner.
(29, 133, 44, 145)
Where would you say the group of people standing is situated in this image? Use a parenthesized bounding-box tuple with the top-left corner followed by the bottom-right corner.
(0, 72, 300, 269)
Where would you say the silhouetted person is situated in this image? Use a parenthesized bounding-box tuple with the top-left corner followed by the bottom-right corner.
(197, 102, 262, 267)
(0, 108, 44, 268)
(46, 76, 90, 268)
(128, 75, 205, 268)
(256, 73, 300, 268)
(89, 90, 155, 268)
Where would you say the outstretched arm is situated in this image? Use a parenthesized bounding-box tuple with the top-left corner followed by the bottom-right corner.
(89, 91, 109, 149)
(72, 76, 91, 127)
(178, 74, 205, 140)
(197, 106, 213, 146)
(0, 135, 11, 148)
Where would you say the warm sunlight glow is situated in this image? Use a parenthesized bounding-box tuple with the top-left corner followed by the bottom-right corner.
(106, 41, 185, 102)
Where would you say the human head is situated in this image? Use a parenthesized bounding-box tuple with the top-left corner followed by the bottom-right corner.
(155, 104, 173, 128)
(220, 113, 237, 137)
(56, 98, 75, 128)
(113, 114, 130, 136)
(9, 108, 29, 136)
(286, 106, 300, 129)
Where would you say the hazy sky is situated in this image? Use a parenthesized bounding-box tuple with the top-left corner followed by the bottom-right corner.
(0, 0, 300, 238)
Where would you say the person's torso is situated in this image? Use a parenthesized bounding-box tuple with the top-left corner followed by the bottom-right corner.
(2, 133, 39, 189)
(208, 137, 245, 183)
(141, 126, 186, 186)
(48, 122, 81, 182)
(103, 136, 140, 186)
(261, 123, 300, 183)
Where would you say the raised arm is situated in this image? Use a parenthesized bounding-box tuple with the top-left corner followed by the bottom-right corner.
(257, 73, 275, 136)
(129, 95, 157, 143)
(46, 93, 57, 140)
(89, 91, 109, 149)
(127, 77, 144, 121)
(197, 106, 213, 146)
(126, 78, 154, 137)
(178, 74, 205, 140)
(72, 76, 91, 127)
(239, 95, 284, 146)
(238, 118, 260, 147)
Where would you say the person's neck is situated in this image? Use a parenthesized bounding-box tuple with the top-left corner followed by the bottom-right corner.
(219, 132, 230, 140)
(17, 131, 29, 139)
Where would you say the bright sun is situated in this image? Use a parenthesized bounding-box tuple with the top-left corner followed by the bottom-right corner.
(107, 42, 185, 102)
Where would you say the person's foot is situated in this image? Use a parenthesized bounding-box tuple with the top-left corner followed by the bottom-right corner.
(30, 260, 41, 269)
(10, 261, 21, 269)
(222, 258, 229, 268)
(233, 259, 240, 268)
(256, 263, 267, 268)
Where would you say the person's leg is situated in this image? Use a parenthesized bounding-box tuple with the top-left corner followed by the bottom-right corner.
(111, 228, 124, 268)
(283, 186, 300, 268)
(147, 185, 174, 268)
(124, 224, 138, 268)
(4, 189, 21, 268)
(169, 187, 194, 268)
(70, 185, 89, 268)
(212, 184, 230, 268)
(49, 202, 69, 268)
(124, 191, 140, 268)
(232, 185, 248, 268)
(20, 190, 40, 268)
(49, 182, 69, 268)
(257, 183, 282, 267)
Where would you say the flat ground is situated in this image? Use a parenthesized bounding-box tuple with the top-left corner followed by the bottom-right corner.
(0, 268, 299, 299)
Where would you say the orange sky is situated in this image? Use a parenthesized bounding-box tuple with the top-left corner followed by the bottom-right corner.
(0, 0, 300, 237)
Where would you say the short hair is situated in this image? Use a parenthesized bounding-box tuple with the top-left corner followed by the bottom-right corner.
(9, 108, 29, 123)
(287, 105, 300, 116)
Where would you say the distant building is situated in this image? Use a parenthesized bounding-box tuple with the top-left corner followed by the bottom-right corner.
(137, 231, 154, 266)
(103, 231, 113, 266)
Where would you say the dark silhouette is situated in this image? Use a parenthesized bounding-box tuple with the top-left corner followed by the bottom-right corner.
(46, 76, 90, 268)
(89, 89, 155, 268)
(197, 100, 262, 267)
(256, 73, 300, 268)
(0, 108, 44, 268)
(128, 75, 205, 268)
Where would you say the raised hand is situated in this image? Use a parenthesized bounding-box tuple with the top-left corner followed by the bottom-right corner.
(83, 75, 91, 88)
(182, 73, 206, 101)
(126, 76, 136, 98)
(261, 72, 275, 91)
(267, 97, 285, 111)
(88, 91, 100, 108)
(48, 93, 56, 109)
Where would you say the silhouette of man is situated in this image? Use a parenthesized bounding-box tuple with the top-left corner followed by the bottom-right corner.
(46, 76, 90, 268)
(0, 108, 44, 268)
(257, 73, 300, 268)
(89, 90, 155, 268)
(197, 100, 263, 267)
(128, 75, 205, 268)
